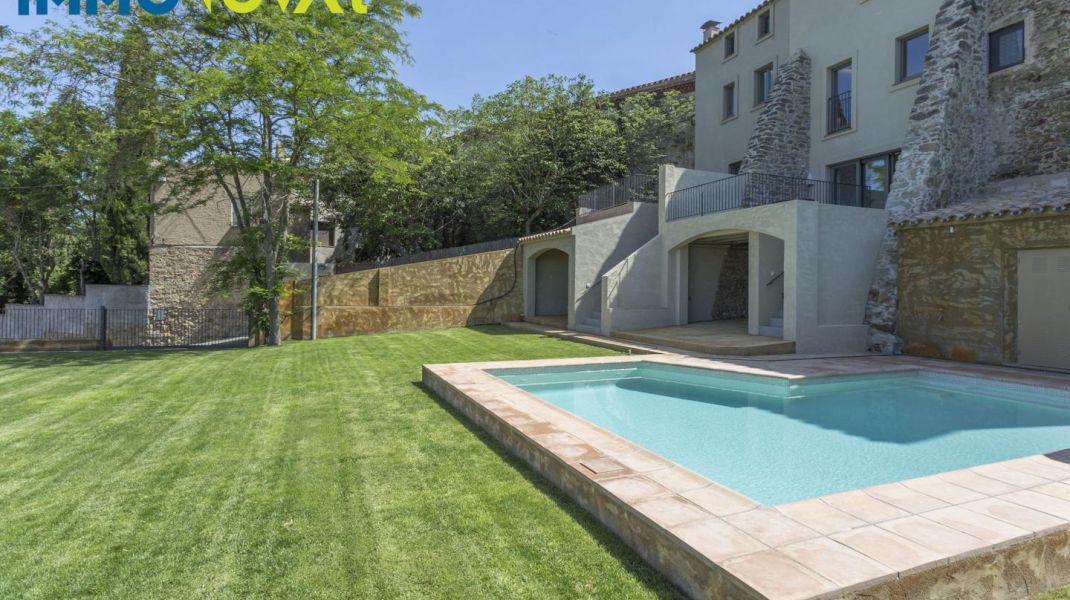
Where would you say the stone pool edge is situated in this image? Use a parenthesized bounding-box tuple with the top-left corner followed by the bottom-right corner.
(422, 355, 1070, 600)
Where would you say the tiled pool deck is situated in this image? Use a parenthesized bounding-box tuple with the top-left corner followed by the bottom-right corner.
(423, 354, 1070, 600)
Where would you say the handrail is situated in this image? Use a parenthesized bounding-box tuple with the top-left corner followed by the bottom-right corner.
(766, 271, 784, 287)
(578, 174, 658, 214)
(665, 172, 871, 222)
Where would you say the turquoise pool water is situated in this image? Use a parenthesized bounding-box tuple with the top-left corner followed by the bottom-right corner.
(490, 363, 1070, 505)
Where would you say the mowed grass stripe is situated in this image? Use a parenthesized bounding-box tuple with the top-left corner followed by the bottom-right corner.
(0, 326, 682, 600)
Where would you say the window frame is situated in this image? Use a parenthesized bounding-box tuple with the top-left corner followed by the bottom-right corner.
(896, 27, 930, 83)
(722, 82, 737, 120)
(989, 21, 1026, 73)
(724, 31, 737, 59)
(754, 64, 774, 107)
(756, 9, 773, 40)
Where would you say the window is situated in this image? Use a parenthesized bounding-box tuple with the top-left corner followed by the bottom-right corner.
(989, 22, 1025, 72)
(897, 29, 929, 82)
(829, 152, 900, 208)
(728, 161, 743, 175)
(754, 65, 773, 106)
(724, 32, 736, 58)
(757, 10, 772, 39)
(827, 61, 853, 133)
(723, 83, 736, 119)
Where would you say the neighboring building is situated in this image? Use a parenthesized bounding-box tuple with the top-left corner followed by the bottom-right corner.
(520, 0, 1070, 369)
(148, 175, 339, 309)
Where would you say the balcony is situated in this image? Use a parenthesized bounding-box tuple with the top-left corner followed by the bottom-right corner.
(666, 172, 871, 222)
(827, 91, 852, 134)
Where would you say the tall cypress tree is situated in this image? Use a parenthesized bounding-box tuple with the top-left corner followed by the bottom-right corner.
(99, 24, 155, 285)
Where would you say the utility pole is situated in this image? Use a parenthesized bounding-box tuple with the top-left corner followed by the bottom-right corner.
(311, 179, 320, 341)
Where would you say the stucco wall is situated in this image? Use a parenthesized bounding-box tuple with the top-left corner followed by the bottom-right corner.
(898, 212, 1070, 365)
(694, 0, 791, 173)
(287, 249, 522, 340)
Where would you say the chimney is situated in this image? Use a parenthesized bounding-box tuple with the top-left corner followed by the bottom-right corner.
(701, 20, 722, 43)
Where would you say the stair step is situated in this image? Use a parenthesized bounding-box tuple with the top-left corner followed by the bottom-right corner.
(769, 317, 784, 328)
(773, 309, 784, 319)
(759, 325, 784, 338)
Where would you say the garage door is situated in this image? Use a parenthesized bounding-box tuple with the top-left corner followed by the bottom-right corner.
(1018, 248, 1070, 371)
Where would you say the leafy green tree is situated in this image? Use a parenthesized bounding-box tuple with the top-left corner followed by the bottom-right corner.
(140, 3, 427, 344)
(0, 96, 110, 304)
(616, 90, 694, 176)
(98, 24, 155, 285)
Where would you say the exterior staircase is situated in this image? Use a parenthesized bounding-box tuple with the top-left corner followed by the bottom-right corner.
(574, 312, 603, 335)
(759, 309, 784, 339)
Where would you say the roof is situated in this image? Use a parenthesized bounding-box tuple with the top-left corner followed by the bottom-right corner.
(692, 0, 776, 54)
(893, 174, 1070, 228)
(607, 72, 696, 101)
(519, 228, 573, 243)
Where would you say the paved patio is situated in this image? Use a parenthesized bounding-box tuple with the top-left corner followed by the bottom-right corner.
(424, 353, 1070, 600)
(613, 320, 796, 356)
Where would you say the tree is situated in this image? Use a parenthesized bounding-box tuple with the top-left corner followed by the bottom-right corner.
(134, 3, 429, 344)
(616, 90, 694, 176)
(98, 24, 155, 285)
(449, 75, 625, 236)
(0, 96, 110, 304)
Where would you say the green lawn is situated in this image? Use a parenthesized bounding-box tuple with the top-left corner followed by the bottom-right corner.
(0, 326, 681, 600)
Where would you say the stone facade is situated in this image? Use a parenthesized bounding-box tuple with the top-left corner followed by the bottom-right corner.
(740, 50, 812, 180)
(865, 0, 993, 353)
(897, 210, 1070, 365)
(711, 245, 749, 320)
(285, 249, 522, 340)
(988, 0, 1070, 179)
(867, 0, 1070, 352)
(147, 246, 241, 309)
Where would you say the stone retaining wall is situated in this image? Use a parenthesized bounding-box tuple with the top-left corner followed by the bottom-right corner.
(285, 249, 522, 340)
(897, 212, 1070, 364)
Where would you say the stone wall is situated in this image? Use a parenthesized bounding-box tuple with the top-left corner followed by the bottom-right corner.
(897, 212, 1070, 364)
(865, 0, 993, 353)
(740, 50, 812, 179)
(989, 0, 1070, 179)
(148, 246, 242, 309)
(711, 245, 749, 320)
(285, 249, 522, 340)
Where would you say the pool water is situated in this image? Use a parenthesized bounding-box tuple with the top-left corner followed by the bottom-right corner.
(491, 363, 1070, 505)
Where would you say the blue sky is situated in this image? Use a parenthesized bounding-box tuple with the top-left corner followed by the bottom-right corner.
(1, 0, 757, 109)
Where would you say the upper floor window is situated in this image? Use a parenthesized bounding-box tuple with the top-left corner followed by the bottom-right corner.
(754, 65, 774, 106)
(757, 10, 772, 39)
(723, 83, 737, 119)
(897, 29, 929, 82)
(828, 61, 853, 134)
(989, 22, 1025, 73)
(724, 32, 737, 58)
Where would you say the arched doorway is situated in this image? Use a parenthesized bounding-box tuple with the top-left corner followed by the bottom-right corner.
(534, 249, 569, 317)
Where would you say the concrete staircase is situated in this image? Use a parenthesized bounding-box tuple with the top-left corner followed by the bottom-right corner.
(758, 309, 784, 339)
(574, 312, 603, 335)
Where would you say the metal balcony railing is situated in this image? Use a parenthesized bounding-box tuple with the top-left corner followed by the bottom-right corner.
(578, 174, 658, 214)
(666, 172, 872, 222)
(828, 91, 852, 134)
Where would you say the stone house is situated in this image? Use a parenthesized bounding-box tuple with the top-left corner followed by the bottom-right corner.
(520, 0, 1070, 370)
(148, 174, 340, 309)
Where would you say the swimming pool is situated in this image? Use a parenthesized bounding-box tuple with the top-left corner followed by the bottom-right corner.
(491, 362, 1070, 505)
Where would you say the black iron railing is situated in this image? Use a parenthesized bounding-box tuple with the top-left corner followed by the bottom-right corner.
(666, 172, 871, 222)
(578, 174, 658, 214)
(0, 307, 249, 350)
(828, 91, 852, 134)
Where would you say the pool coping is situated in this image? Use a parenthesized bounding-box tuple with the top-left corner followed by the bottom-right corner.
(422, 354, 1070, 600)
